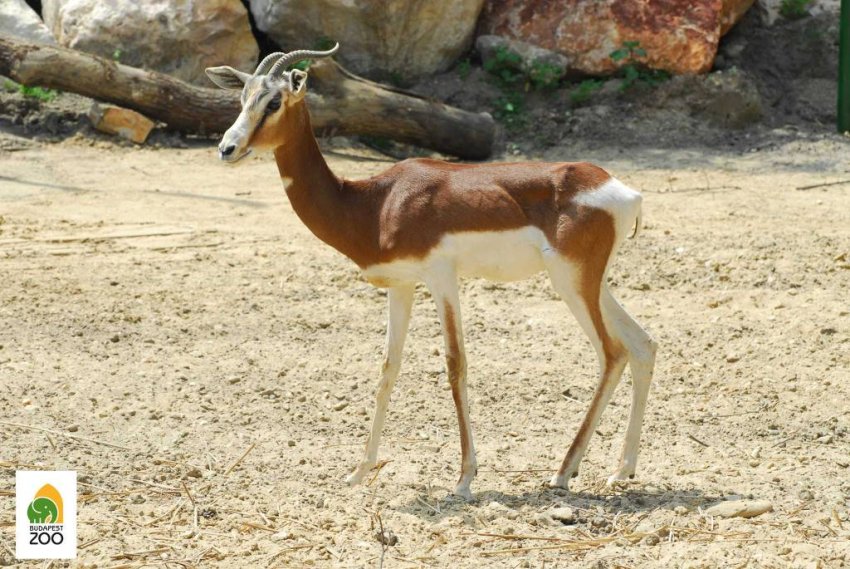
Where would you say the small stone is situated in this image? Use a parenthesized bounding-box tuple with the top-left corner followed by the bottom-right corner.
(798, 489, 814, 501)
(531, 512, 559, 527)
(110, 334, 120, 343)
(333, 401, 349, 411)
(549, 506, 575, 524)
(67, 424, 79, 432)
(674, 505, 688, 515)
(131, 494, 146, 504)
(186, 467, 203, 479)
(484, 501, 519, 520)
(725, 353, 740, 363)
(705, 499, 773, 518)
(287, 440, 296, 447)
(642, 534, 660, 546)
(272, 530, 293, 541)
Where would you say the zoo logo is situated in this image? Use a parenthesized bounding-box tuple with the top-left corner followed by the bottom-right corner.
(27, 484, 65, 546)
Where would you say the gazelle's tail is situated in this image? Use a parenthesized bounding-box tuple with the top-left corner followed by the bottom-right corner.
(630, 204, 642, 239)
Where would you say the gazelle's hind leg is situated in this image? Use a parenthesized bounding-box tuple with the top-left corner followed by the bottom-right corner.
(544, 253, 628, 489)
(346, 285, 415, 486)
(426, 264, 477, 500)
(600, 289, 657, 484)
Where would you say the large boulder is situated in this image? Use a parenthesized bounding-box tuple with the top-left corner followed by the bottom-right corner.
(249, 0, 486, 81)
(42, 0, 258, 85)
(0, 0, 56, 45)
(477, 0, 756, 76)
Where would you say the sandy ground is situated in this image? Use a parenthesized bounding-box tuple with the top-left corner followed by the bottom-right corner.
(1, 133, 849, 568)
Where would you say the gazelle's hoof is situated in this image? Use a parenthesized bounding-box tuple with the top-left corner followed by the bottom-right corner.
(453, 483, 474, 501)
(345, 465, 373, 486)
(606, 468, 636, 487)
(547, 474, 570, 490)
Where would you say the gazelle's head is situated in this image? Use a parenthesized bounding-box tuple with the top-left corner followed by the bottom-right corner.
(205, 44, 339, 163)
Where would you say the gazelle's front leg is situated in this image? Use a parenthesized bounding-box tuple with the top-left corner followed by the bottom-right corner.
(427, 265, 477, 500)
(346, 285, 414, 486)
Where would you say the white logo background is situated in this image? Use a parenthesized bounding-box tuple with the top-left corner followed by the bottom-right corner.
(15, 471, 77, 559)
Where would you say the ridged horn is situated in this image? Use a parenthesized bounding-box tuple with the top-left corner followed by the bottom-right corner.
(268, 43, 339, 77)
(254, 52, 285, 76)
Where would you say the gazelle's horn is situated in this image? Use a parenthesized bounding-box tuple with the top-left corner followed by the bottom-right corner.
(254, 52, 285, 76)
(268, 44, 339, 77)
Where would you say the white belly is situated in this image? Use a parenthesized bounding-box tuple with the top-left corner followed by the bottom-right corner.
(363, 227, 548, 286)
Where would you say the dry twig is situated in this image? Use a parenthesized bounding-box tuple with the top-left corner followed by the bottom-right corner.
(224, 442, 256, 475)
(0, 421, 131, 450)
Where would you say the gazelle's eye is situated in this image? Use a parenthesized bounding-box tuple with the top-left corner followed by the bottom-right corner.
(266, 93, 282, 113)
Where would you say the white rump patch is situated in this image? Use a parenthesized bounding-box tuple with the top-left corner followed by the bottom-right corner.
(574, 178, 642, 241)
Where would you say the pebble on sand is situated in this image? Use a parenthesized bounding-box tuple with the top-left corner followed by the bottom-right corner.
(705, 499, 772, 518)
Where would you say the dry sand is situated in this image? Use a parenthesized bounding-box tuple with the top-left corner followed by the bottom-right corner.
(1, 134, 849, 567)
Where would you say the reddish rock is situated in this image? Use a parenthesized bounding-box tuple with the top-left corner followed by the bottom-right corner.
(88, 103, 155, 144)
(721, 0, 756, 34)
(478, 0, 755, 76)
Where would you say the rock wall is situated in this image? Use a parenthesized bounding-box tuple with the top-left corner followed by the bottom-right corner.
(249, 0, 486, 81)
(42, 0, 258, 85)
(1, 0, 56, 45)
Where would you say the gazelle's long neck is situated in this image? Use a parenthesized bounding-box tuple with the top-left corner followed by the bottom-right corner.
(272, 101, 351, 256)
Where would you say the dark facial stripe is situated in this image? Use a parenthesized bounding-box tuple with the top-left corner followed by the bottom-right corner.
(249, 90, 273, 112)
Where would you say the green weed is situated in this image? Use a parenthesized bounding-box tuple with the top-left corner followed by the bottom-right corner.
(18, 85, 59, 102)
(314, 36, 337, 51)
(570, 79, 603, 105)
(528, 60, 562, 90)
(457, 58, 472, 79)
(483, 46, 524, 87)
(780, 0, 813, 19)
(289, 37, 338, 72)
(609, 40, 669, 91)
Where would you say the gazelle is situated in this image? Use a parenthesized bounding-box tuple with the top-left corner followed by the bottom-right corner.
(206, 45, 657, 500)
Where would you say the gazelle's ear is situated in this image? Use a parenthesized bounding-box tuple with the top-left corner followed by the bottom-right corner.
(205, 66, 251, 90)
(289, 69, 308, 99)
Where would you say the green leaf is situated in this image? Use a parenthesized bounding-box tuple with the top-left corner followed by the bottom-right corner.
(610, 49, 628, 62)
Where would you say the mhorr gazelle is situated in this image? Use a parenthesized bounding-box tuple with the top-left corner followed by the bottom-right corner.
(205, 44, 657, 500)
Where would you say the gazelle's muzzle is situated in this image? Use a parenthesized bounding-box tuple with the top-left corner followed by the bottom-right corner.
(217, 113, 253, 163)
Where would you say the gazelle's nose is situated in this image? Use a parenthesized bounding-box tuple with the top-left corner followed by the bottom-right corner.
(219, 143, 236, 158)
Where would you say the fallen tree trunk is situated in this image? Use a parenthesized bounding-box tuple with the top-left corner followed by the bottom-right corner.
(0, 37, 494, 159)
